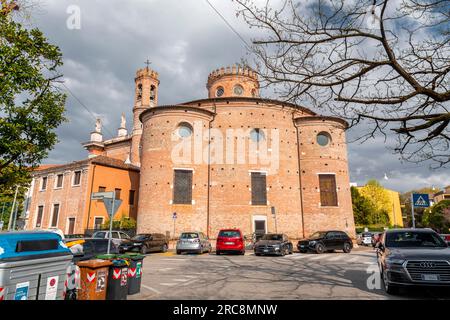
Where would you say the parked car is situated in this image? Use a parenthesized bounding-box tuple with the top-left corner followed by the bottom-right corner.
(176, 232, 212, 254)
(377, 228, 450, 295)
(91, 230, 131, 246)
(64, 238, 120, 261)
(216, 229, 245, 255)
(119, 233, 168, 254)
(440, 234, 450, 245)
(359, 232, 373, 246)
(254, 233, 293, 256)
(297, 231, 353, 254)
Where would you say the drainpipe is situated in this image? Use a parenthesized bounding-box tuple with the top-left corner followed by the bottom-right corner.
(206, 104, 217, 238)
(293, 113, 305, 239)
(85, 164, 96, 232)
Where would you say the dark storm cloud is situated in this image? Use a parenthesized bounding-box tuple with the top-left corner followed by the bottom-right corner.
(32, 0, 448, 193)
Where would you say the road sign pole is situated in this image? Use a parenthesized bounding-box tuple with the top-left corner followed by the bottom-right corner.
(173, 219, 176, 240)
(411, 193, 416, 229)
(107, 196, 115, 255)
(7, 186, 18, 231)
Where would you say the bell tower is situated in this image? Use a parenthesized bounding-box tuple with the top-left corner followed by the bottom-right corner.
(131, 64, 159, 166)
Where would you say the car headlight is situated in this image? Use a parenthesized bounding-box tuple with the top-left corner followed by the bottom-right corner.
(309, 240, 317, 246)
(385, 258, 405, 268)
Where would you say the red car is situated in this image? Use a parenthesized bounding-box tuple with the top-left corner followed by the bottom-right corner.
(216, 229, 245, 255)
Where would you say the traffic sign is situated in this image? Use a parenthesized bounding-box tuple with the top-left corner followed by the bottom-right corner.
(172, 212, 177, 220)
(103, 198, 122, 217)
(412, 194, 430, 208)
(91, 192, 115, 200)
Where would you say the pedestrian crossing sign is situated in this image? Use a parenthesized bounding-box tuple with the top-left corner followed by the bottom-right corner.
(412, 193, 430, 208)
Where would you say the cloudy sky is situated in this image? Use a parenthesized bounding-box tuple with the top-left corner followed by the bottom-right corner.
(27, 0, 448, 193)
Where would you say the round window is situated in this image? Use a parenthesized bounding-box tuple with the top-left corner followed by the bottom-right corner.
(178, 123, 193, 138)
(216, 86, 224, 97)
(316, 132, 331, 146)
(233, 85, 244, 96)
(250, 128, 265, 142)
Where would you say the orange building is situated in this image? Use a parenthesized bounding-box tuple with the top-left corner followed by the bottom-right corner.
(26, 156, 139, 235)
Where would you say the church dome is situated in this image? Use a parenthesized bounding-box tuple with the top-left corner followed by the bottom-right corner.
(206, 65, 259, 99)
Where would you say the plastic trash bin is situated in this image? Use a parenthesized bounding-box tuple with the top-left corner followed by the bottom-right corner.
(0, 231, 73, 300)
(97, 255, 129, 300)
(124, 253, 145, 295)
(76, 259, 112, 300)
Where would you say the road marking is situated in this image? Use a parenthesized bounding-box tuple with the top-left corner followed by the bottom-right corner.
(184, 275, 198, 278)
(326, 255, 345, 262)
(159, 282, 178, 286)
(141, 284, 161, 294)
(287, 254, 308, 260)
(172, 278, 191, 282)
(308, 254, 331, 260)
(158, 268, 175, 272)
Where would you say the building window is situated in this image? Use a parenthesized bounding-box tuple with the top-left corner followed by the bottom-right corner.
(317, 132, 331, 146)
(67, 218, 76, 235)
(251, 172, 267, 205)
(173, 169, 193, 204)
(150, 85, 156, 101)
(319, 174, 338, 206)
(41, 177, 48, 191)
(94, 217, 104, 229)
(177, 122, 193, 138)
(129, 190, 135, 206)
(50, 204, 60, 228)
(250, 128, 265, 143)
(137, 84, 142, 100)
(73, 171, 81, 186)
(98, 186, 106, 192)
(55, 174, 63, 189)
(115, 188, 121, 200)
(216, 86, 224, 97)
(233, 84, 244, 96)
(36, 206, 44, 228)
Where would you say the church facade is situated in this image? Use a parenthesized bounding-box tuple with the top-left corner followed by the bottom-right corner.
(27, 64, 355, 240)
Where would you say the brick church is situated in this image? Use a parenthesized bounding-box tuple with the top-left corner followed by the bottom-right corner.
(26, 64, 355, 240)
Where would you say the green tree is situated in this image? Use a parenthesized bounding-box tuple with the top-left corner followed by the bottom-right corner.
(0, 4, 66, 188)
(423, 200, 450, 233)
(351, 186, 377, 225)
(358, 180, 392, 225)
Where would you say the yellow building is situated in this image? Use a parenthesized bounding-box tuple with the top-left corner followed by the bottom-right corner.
(357, 185, 403, 227)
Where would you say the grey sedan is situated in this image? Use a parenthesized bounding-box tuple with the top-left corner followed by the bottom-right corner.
(176, 232, 212, 254)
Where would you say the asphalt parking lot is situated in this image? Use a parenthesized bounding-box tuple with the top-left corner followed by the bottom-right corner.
(129, 247, 450, 300)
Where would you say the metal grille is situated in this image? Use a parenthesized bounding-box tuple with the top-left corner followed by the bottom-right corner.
(406, 260, 450, 282)
(173, 169, 193, 204)
(251, 172, 267, 205)
(319, 174, 338, 206)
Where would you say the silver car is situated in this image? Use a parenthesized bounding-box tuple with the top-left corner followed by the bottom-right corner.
(176, 232, 212, 254)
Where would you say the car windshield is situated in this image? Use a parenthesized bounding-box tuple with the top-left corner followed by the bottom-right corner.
(219, 230, 241, 238)
(180, 233, 199, 239)
(309, 232, 327, 239)
(261, 234, 282, 241)
(132, 235, 149, 241)
(362, 233, 373, 237)
(385, 231, 447, 248)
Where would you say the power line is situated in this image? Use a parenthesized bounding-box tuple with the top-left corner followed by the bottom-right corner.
(204, 0, 252, 50)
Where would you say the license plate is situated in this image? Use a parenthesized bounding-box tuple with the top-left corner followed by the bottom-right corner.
(422, 274, 439, 281)
(225, 242, 234, 245)
(263, 249, 269, 252)
(300, 245, 305, 248)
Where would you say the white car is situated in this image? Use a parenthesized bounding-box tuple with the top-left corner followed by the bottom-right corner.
(92, 230, 131, 246)
(360, 232, 373, 246)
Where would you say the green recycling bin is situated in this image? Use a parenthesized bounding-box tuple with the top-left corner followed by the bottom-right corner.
(97, 255, 129, 300)
(123, 253, 144, 295)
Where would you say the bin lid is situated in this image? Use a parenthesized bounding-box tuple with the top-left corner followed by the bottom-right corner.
(121, 253, 145, 260)
(77, 259, 112, 269)
(0, 231, 72, 263)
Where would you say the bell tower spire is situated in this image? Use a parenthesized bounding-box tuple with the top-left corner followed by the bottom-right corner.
(131, 62, 159, 166)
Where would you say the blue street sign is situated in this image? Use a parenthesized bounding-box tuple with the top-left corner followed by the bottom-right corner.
(103, 198, 122, 217)
(412, 193, 430, 208)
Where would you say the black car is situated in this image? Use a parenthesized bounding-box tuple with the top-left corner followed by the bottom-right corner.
(377, 228, 450, 295)
(66, 238, 120, 262)
(297, 231, 353, 254)
(119, 233, 168, 254)
(254, 233, 293, 256)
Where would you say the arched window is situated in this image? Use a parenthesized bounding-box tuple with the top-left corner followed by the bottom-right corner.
(137, 84, 142, 100)
(150, 85, 156, 101)
(216, 86, 224, 97)
(233, 84, 244, 96)
(250, 128, 265, 142)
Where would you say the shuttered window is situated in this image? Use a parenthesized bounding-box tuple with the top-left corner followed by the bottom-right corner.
(36, 206, 44, 227)
(319, 174, 338, 206)
(51, 204, 60, 227)
(173, 170, 193, 204)
(251, 172, 267, 205)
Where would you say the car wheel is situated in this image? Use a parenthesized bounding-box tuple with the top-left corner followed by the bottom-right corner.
(161, 244, 168, 253)
(382, 268, 399, 295)
(343, 242, 352, 253)
(140, 246, 147, 254)
(315, 243, 325, 254)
